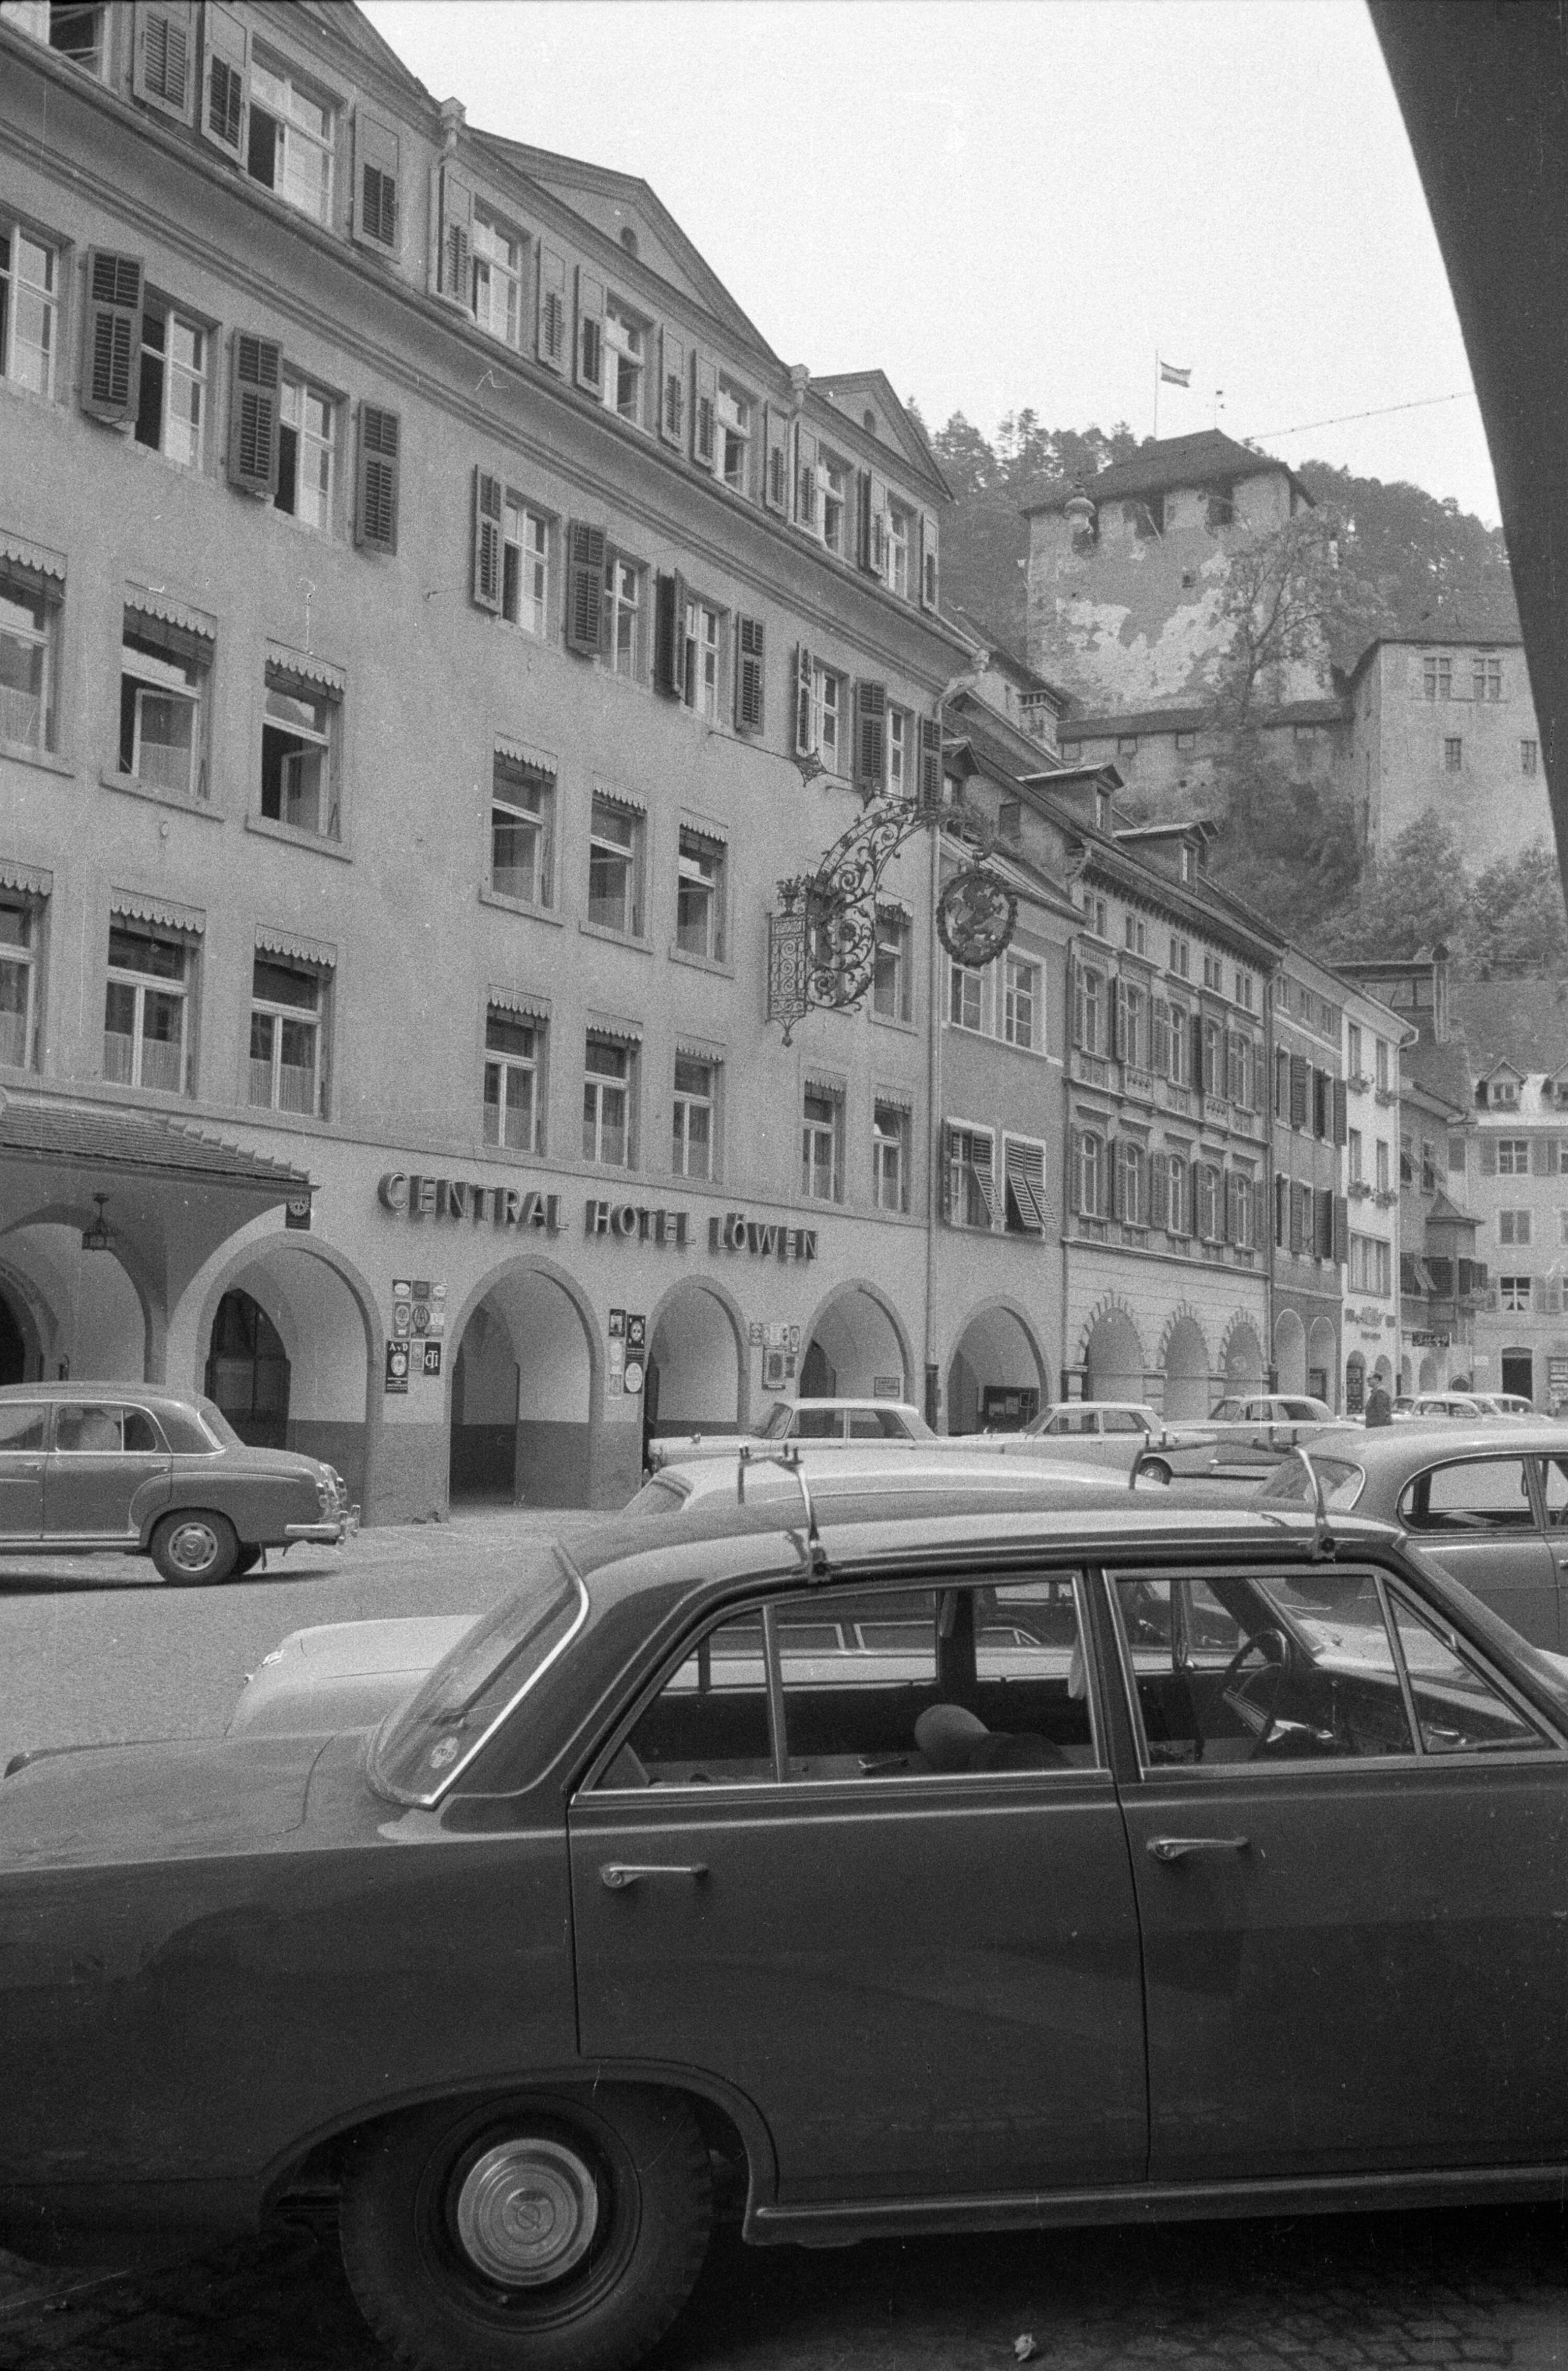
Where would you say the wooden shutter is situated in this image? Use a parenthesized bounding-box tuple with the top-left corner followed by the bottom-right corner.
(355, 404, 400, 554)
(1190, 1013, 1204, 1091)
(83, 251, 143, 425)
(1005, 1139, 1047, 1234)
(793, 644, 814, 755)
(855, 681, 886, 794)
(1288, 1053, 1308, 1128)
(564, 521, 607, 655)
(919, 508, 939, 609)
(471, 467, 502, 613)
(536, 244, 567, 371)
(972, 1133, 1000, 1228)
(653, 571, 687, 698)
(226, 329, 279, 494)
(1067, 1128, 1082, 1216)
(855, 471, 873, 572)
(735, 616, 765, 735)
(917, 716, 943, 810)
(437, 166, 475, 307)
(868, 469, 889, 576)
(658, 326, 686, 446)
(795, 423, 818, 526)
(1287, 1181, 1303, 1254)
(1333, 1194, 1350, 1265)
(1480, 1137, 1497, 1175)
(1151, 996, 1170, 1074)
(764, 405, 790, 514)
(352, 108, 401, 254)
(574, 266, 605, 391)
(1332, 1076, 1348, 1146)
(200, 1, 248, 157)
(691, 348, 718, 469)
(1533, 1135, 1553, 1174)
(134, 1, 195, 120)
(1106, 1139, 1122, 1220)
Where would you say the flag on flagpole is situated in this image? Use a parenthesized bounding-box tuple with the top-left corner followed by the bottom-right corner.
(1159, 360, 1192, 388)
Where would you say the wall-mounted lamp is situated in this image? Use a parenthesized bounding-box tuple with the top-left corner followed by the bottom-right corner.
(81, 1194, 113, 1254)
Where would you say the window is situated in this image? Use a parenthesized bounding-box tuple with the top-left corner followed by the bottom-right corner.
(1500, 1209, 1532, 1246)
(1445, 737, 1462, 772)
(603, 555, 642, 678)
(885, 503, 910, 599)
(1376, 1139, 1390, 1194)
(1230, 1170, 1256, 1250)
(1498, 1137, 1530, 1175)
(45, 4, 109, 75)
(103, 922, 188, 1093)
(247, 52, 334, 224)
(681, 601, 722, 720)
(502, 500, 549, 636)
(873, 910, 911, 1023)
(1389, 1593, 1547, 1754)
(1196, 1161, 1220, 1241)
(1201, 1015, 1222, 1094)
(1174, 729, 1196, 751)
(1501, 1275, 1531, 1313)
(673, 1056, 714, 1180)
(1124, 914, 1146, 955)
(1375, 1038, 1389, 1094)
(1449, 1135, 1467, 1173)
(119, 611, 207, 798)
(471, 208, 524, 347)
(1400, 1133, 1413, 1185)
(1169, 934, 1191, 979)
(1161, 1153, 1189, 1235)
(583, 1035, 632, 1167)
(1423, 654, 1451, 700)
(0, 901, 38, 1067)
(1523, 738, 1539, 775)
(1350, 1234, 1393, 1296)
(1003, 955, 1040, 1050)
(818, 450, 848, 555)
(275, 376, 333, 529)
(873, 1102, 909, 1213)
(1116, 979, 1146, 1069)
(249, 956, 324, 1116)
(0, 224, 57, 396)
(1348, 1128, 1363, 1183)
(1347, 1023, 1363, 1079)
(1073, 963, 1104, 1054)
(603, 300, 645, 423)
(261, 667, 338, 839)
(802, 1088, 843, 1202)
(490, 753, 555, 908)
(1072, 1128, 1104, 1219)
(948, 1124, 998, 1228)
(1116, 1138, 1146, 1227)
(676, 828, 725, 963)
(1473, 654, 1502, 701)
(950, 961, 984, 1034)
(799, 659, 844, 768)
(1235, 967, 1254, 1011)
(1085, 895, 1108, 938)
(133, 301, 206, 466)
(587, 796, 643, 937)
(1202, 953, 1224, 991)
(0, 561, 58, 752)
(717, 381, 751, 492)
(483, 1009, 538, 1152)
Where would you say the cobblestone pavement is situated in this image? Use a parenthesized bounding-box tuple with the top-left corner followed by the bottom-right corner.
(3, 2203, 1568, 2370)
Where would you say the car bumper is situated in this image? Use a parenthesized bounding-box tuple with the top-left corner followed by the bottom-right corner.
(284, 1507, 359, 1544)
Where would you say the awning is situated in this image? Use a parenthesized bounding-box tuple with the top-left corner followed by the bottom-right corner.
(126, 586, 215, 640)
(489, 984, 550, 1021)
(873, 1084, 915, 1111)
(0, 531, 65, 580)
(266, 644, 347, 694)
(0, 1094, 312, 1194)
(675, 1037, 723, 1063)
(587, 1012, 642, 1045)
(111, 889, 205, 935)
(591, 781, 645, 814)
(804, 1072, 845, 1099)
(0, 860, 52, 899)
(495, 736, 557, 777)
(257, 925, 336, 969)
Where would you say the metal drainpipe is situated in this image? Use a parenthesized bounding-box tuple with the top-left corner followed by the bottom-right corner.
(924, 819, 941, 1431)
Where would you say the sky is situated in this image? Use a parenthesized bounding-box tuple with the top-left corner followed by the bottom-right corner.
(360, 0, 1501, 525)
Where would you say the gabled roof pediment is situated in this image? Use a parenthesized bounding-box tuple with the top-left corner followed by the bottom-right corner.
(810, 371, 951, 501)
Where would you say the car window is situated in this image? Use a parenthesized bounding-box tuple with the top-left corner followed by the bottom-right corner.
(156, 1404, 218, 1453)
(1102, 1411, 1143, 1434)
(1112, 1567, 1417, 1766)
(1282, 1400, 1319, 1422)
(1387, 1591, 1552, 1754)
(0, 1403, 47, 1452)
(1210, 1400, 1242, 1422)
(194, 1395, 243, 1449)
(54, 1405, 128, 1453)
(848, 1409, 907, 1439)
(1257, 1455, 1364, 1510)
(1047, 1410, 1093, 1434)
(122, 1407, 163, 1453)
(624, 1475, 690, 1516)
(1540, 1459, 1568, 1530)
(792, 1406, 841, 1439)
(604, 1578, 1099, 1788)
(1399, 1458, 1536, 1533)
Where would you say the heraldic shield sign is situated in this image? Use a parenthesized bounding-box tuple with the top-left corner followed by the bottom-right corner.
(937, 864, 1018, 967)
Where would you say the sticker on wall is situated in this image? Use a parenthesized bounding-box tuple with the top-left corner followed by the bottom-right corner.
(422, 1342, 443, 1378)
(391, 1280, 412, 1338)
(747, 1320, 764, 1347)
(385, 1340, 410, 1395)
(626, 1313, 647, 1353)
(608, 1309, 626, 1339)
(623, 1357, 645, 1396)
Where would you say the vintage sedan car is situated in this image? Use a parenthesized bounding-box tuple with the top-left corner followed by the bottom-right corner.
(1469, 1393, 1539, 1419)
(1009, 1400, 1181, 1478)
(0, 1381, 353, 1583)
(1157, 1391, 1336, 1476)
(6, 1479, 1568, 2371)
(647, 1397, 932, 1470)
(1260, 1421, 1568, 1649)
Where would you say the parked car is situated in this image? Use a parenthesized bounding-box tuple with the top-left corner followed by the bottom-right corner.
(1006, 1400, 1181, 1479)
(1396, 1393, 1492, 1422)
(1470, 1393, 1539, 1419)
(1155, 1392, 1336, 1476)
(6, 1474, 1568, 2371)
(647, 1397, 932, 1469)
(1261, 1420, 1568, 1648)
(0, 1381, 353, 1583)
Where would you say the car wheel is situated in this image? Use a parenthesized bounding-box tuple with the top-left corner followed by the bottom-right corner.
(149, 1510, 239, 1587)
(1141, 1458, 1173, 1486)
(339, 2086, 712, 2371)
(231, 1544, 264, 1577)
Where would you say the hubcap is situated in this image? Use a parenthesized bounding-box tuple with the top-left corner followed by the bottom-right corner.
(453, 2138, 599, 2286)
(168, 1522, 217, 1572)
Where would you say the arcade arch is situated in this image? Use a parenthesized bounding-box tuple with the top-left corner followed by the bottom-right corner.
(1221, 1318, 1265, 1393)
(199, 1245, 371, 1494)
(1307, 1316, 1338, 1406)
(1081, 1305, 1146, 1404)
(1161, 1313, 1210, 1420)
(645, 1283, 744, 1451)
(946, 1303, 1044, 1434)
(450, 1263, 597, 1507)
(1273, 1309, 1307, 1398)
(0, 1222, 147, 1379)
(800, 1284, 909, 1403)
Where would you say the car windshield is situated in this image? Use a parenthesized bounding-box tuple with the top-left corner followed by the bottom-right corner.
(370, 1550, 586, 1805)
(1257, 1454, 1365, 1510)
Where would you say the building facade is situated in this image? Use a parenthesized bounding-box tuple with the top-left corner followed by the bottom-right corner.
(1462, 1065, 1568, 1409)
(1269, 949, 1347, 1406)
(1338, 980, 1404, 1412)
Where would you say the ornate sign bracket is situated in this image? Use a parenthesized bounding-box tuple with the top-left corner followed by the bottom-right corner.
(767, 789, 1018, 1043)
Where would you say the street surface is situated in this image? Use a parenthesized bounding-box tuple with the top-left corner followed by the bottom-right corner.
(5, 1483, 1568, 2371)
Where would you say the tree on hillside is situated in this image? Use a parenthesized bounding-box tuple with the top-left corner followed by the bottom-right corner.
(929, 413, 1137, 652)
(1209, 510, 1381, 727)
(1312, 815, 1472, 963)
(1458, 843, 1568, 977)
(1200, 738, 1363, 942)
(1296, 461, 1514, 668)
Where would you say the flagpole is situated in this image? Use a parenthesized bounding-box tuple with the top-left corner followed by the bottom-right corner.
(1154, 350, 1159, 442)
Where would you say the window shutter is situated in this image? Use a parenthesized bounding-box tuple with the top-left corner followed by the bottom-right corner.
(83, 251, 144, 425)
(226, 329, 280, 494)
(855, 470, 873, 571)
(355, 404, 400, 553)
(793, 645, 814, 755)
(1151, 996, 1169, 1074)
(201, 1, 248, 157)
(471, 467, 502, 613)
(917, 716, 943, 810)
(1287, 1182, 1303, 1255)
(868, 469, 889, 575)
(1005, 1139, 1047, 1234)
(1532, 1135, 1552, 1175)
(855, 680, 886, 794)
(437, 165, 475, 308)
(658, 326, 686, 447)
(536, 245, 567, 372)
(691, 348, 718, 469)
(795, 424, 818, 526)
(919, 509, 939, 609)
(1107, 1139, 1122, 1220)
(352, 108, 401, 254)
(1288, 1053, 1308, 1128)
(764, 404, 789, 514)
(564, 521, 607, 655)
(1109, 979, 1124, 1060)
(1067, 1128, 1082, 1216)
(653, 572, 682, 698)
(1333, 1194, 1349, 1264)
(1480, 1137, 1497, 1175)
(735, 615, 765, 735)
(1150, 1151, 1168, 1229)
(133, 0, 195, 119)
(1190, 1013, 1204, 1091)
(1332, 1076, 1348, 1146)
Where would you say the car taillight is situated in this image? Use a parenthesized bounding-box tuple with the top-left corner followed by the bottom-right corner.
(317, 1472, 338, 1517)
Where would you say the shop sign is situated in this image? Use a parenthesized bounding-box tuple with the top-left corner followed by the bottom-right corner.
(284, 1189, 312, 1231)
(1551, 1356, 1568, 1392)
(1409, 1330, 1450, 1347)
(586, 1200, 691, 1246)
(378, 1173, 563, 1232)
(709, 1212, 818, 1261)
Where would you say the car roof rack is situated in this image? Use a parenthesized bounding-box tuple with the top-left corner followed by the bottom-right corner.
(735, 1444, 831, 1581)
(1290, 1444, 1333, 1559)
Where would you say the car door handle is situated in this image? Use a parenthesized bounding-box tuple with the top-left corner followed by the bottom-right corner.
(599, 1862, 709, 1891)
(1146, 1835, 1251, 1864)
